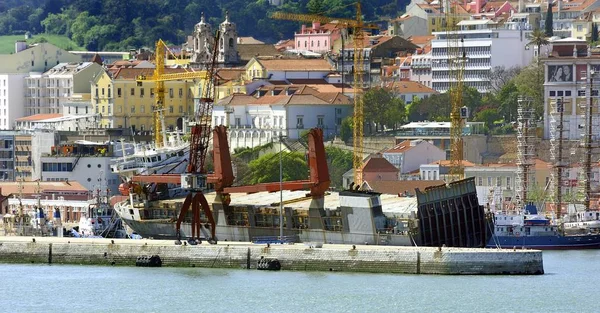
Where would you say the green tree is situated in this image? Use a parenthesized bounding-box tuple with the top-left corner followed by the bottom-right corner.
(495, 81, 520, 122)
(307, 0, 324, 14)
(545, 2, 553, 37)
(592, 23, 599, 42)
(528, 28, 549, 62)
(363, 87, 405, 133)
(246, 151, 308, 184)
(325, 146, 352, 189)
(70, 11, 99, 46)
(340, 116, 353, 142)
(513, 64, 545, 116)
(473, 108, 501, 133)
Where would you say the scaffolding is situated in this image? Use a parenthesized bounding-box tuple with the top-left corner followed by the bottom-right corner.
(576, 70, 600, 211)
(514, 97, 536, 212)
(548, 97, 569, 218)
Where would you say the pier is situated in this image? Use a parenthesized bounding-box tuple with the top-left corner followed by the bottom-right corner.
(0, 236, 544, 275)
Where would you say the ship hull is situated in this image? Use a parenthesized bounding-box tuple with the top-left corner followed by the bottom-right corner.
(486, 234, 600, 250)
(119, 216, 414, 246)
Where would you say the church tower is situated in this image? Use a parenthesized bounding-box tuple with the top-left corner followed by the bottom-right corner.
(191, 12, 214, 65)
(218, 11, 239, 65)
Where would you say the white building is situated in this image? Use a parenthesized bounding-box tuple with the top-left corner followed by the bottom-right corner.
(24, 62, 103, 116)
(383, 140, 446, 176)
(431, 19, 535, 93)
(0, 42, 81, 130)
(15, 114, 99, 132)
(40, 141, 119, 194)
(410, 49, 433, 88)
(214, 90, 352, 151)
(387, 80, 438, 104)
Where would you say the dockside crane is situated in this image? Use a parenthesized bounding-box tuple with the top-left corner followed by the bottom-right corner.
(131, 31, 225, 244)
(272, 1, 377, 185)
(138, 39, 210, 147)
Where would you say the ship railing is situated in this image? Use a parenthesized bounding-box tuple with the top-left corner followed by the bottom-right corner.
(252, 235, 298, 244)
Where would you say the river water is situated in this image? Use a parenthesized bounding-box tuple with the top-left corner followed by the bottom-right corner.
(0, 250, 596, 313)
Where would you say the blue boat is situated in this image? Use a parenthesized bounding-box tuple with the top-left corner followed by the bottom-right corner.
(486, 205, 600, 250)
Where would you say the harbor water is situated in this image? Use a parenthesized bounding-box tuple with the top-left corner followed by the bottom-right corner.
(1, 250, 596, 313)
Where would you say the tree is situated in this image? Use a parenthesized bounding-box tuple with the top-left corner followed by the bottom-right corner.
(307, 0, 324, 14)
(528, 28, 549, 61)
(545, 2, 553, 37)
(325, 146, 352, 189)
(489, 66, 522, 95)
(340, 116, 353, 142)
(495, 81, 520, 122)
(473, 108, 501, 133)
(592, 23, 599, 43)
(513, 64, 545, 116)
(363, 87, 405, 133)
(246, 152, 308, 184)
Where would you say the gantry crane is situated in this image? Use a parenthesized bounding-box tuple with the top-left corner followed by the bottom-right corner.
(443, 0, 467, 180)
(138, 39, 210, 147)
(272, 1, 377, 185)
(131, 31, 223, 244)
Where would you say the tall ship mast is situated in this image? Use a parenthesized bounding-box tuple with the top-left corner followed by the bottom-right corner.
(514, 97, 536, 212)
(577, 69, 600, 211)
(549, 96, 568, 218)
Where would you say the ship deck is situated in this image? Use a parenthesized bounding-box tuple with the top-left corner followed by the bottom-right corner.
(157, 190, 418, 217)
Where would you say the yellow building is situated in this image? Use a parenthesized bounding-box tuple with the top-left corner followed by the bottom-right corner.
(92, 68, 204, 132)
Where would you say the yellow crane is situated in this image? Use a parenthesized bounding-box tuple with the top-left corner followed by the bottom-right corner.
(443, 1, 467, 180)
(272, 1, 376, 185)
(137, 39, 209, 147)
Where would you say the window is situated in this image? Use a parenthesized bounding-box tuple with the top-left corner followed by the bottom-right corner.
(140, 88, 144, 98)
(565, 90, 571, 96)
(117, 88, 122, 97)
(108, 88, 111, 98)
(95, 88, 98, 97)
(169, 88, 173, 98)
(487, 177, 492, 186)
(130, 88, 135, 96)
(169, 106, 174, 113)
(108, 106, 111, 114)
(140, 105, 145, 113)
(506, 177, 511, 188)
(296, 116, 304, 129)
(131, 106, 135, 113)
(557, 91, 564, 96)
(102, 88, 105, 96)
(578, 90, 586, 97)
(150, 88, 154, 97)
(324, 40, 327, 47)
(297, 41, 300, 47)
(496, 177, 501, 187)
(179, 88, 183, 98)
(478, 177, 483, 186)
(577, 25, 583, 31)
(235, 118, 241, 126)
(317, 115, 324, 127)
(179, 105, 183, 113)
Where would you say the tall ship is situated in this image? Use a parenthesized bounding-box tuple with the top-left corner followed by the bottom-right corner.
(486, 93, 600, 249)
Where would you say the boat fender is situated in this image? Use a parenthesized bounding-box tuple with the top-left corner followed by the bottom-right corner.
(257, 258, 281, 271)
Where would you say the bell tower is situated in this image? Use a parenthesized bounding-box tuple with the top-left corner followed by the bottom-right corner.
(218, 11, 239, 65)
(191, 12, 214, 65)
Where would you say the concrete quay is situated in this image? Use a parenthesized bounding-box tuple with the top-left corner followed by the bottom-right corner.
(0, 237, 544, 275)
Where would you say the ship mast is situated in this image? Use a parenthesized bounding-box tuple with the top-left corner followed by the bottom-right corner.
(549, 96, 567, 218)
(515, 97, 535, 213)
(578, 69, 599, 211)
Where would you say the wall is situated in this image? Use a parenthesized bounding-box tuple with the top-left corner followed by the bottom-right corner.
(0, 239, 544, 275)
(0, 43, 81, 74)
(3, 74, 26, 130)
(403, 142, 446, 174)
(41, 156, 119, 194)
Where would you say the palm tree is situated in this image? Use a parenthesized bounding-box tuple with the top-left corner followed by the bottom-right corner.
(528, 29, 550, 62)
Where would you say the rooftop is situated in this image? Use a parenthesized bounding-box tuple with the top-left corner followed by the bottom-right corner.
(387, 81, 438, 94)
(15, 114, 62, 122)
(362, 155, 399, 173)
(253, 57, 335, 71)
(363, 180, 446, 196)
(0, 181, 88, 196)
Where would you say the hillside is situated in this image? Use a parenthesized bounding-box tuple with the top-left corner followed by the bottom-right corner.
(0, 34, 84, 54)
(0, 0, 408, 51)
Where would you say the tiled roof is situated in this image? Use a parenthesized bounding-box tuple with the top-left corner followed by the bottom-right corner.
(0, 181, 88, 196)
(112, 68, 189, 80)
(408, 35, 435, 46)
(15, 114, 62, 122)
(385, 140, 413, 153)
(216, 68, 245, 81)
(365, 180, 446, 196)
(216, 94, 256, 105)
(387, 81, 438, 94)
(238, 44, 281, 62)
(362, 155, 399, 173)
(238, 37, 265, 45)
(255, 58, 334, 71)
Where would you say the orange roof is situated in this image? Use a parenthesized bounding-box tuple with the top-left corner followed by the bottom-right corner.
(366, 180, 446, 196)
(387, 81, 438, 94)
(408, 35, 435, 46)
(362, 155, 399, 173)
(385, 140, 414, 153)
(0, 181, 88, 196)
(255, 58, 334, 71)
(15, 114, 62, 122)
(112, 68, 189, 80)
(216, 68, 245, 81)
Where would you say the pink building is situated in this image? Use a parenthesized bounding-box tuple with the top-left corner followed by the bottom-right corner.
(295, 22, 341, 53)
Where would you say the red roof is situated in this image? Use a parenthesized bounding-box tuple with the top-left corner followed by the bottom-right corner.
(361, 155, 399, 173)
(385, 140, 414, 153)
